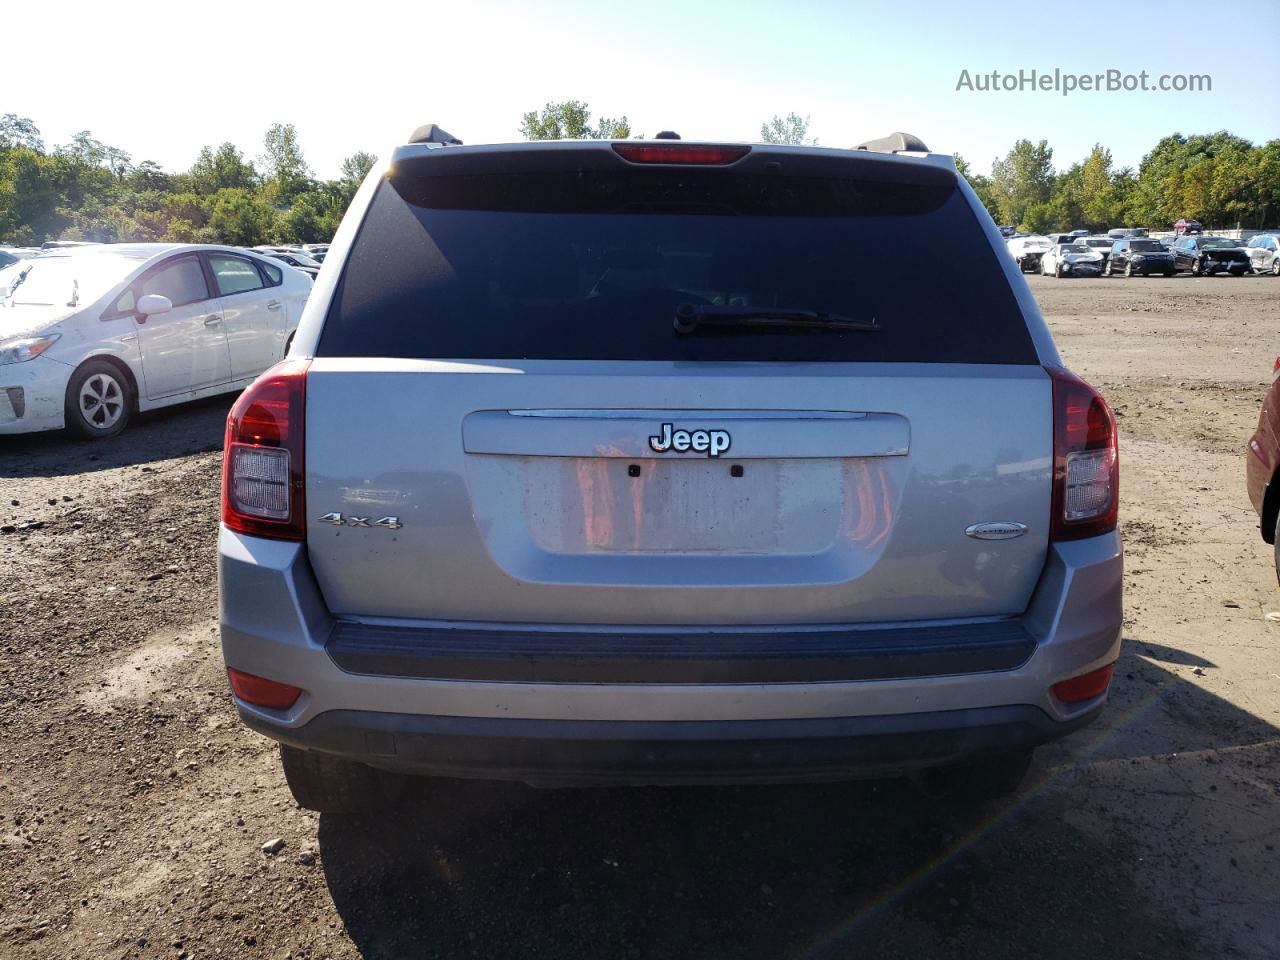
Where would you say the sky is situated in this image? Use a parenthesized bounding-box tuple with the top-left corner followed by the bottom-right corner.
(7, 0, 1278, 180)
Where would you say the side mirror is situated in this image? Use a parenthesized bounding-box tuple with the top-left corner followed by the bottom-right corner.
(136, 294, 173, 317)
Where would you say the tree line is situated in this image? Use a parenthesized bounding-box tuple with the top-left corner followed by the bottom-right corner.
(959, 133, 1280, 233)
(0, 114, 376, 247)
(2, 105, 1276, 248)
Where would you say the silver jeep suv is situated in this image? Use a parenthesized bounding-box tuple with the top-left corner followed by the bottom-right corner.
(219, 128, 1122, 812)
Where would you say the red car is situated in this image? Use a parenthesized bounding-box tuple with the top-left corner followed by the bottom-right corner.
(1174, 218, 1203, 236)
(1247, 358, 1280, 577)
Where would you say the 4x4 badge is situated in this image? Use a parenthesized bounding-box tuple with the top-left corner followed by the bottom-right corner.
(649, 423, 731, 458)
(318, 513, 402, 529)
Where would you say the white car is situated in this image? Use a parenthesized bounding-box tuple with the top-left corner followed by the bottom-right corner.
(1246, 234, 1280, 276)
(1006, 235, 1053, 273)
(1040, 243, 1104, 278)
(0, 244, 310, 438)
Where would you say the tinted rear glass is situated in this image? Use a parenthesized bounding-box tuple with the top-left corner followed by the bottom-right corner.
(320, 157, 1036, 364)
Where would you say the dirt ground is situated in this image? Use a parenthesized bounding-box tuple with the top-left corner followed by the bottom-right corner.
(2, 274, 1279, 960)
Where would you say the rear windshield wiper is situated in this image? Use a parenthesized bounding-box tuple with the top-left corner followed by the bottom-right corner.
(674, 303, 879, 335)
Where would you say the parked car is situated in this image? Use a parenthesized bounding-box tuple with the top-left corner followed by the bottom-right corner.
(1107, 227, 1149, 239)
(1247, 358, 1280, 579)
(1245, 234, 1280, 276)
(1105, 238, 1176, 277)
(1046, 233, 1078, 246)
(1041, 243, 1104, 277)
(302, 243, 330, 257)
(219, 129, 1122, 813)
(1173, 218, 1202, 236)
(1171, 235, 1251, 276)
(1077, 236, 1116, 269)
(1069, 229, 1090, 238)
(263, 251, 321, 279)
(0, 244, 309, 437)
(1007, 234, 1053, 273)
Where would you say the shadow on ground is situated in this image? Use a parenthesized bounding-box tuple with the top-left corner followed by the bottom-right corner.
(315, 645, 1277, 960)
(0, 393, 231, 477)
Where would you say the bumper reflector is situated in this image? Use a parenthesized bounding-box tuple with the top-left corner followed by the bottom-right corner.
(227, 668, 303, 709)
(1051, 662, 1115, 704)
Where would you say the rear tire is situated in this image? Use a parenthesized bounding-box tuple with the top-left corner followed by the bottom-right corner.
(65, 359, 132, 439)
(279, 745, 406, 814)
(1123, 262, 1133, 278)
(916, 748, 1033, 804)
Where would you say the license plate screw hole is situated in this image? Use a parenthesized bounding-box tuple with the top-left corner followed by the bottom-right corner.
(627, 464, 641, 478)
(730, 464, 744, 478)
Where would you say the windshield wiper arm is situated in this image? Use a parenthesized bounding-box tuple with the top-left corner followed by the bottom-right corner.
(674, 303, 879, 335)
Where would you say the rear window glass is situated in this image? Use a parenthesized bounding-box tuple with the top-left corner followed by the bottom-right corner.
(319, 162, 1036, 364)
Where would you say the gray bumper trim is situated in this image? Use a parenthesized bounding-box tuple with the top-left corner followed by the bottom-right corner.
(242, 702, 1102, 785)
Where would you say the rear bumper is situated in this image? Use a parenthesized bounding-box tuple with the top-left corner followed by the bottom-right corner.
(220, 527, 1122, 781)
(242, 703, 1102, 785)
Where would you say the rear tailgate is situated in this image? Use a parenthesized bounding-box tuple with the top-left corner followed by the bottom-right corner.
(304, 359, 1050, 625)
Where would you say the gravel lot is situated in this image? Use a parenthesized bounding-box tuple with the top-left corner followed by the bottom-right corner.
(2, 274, 1278, 960)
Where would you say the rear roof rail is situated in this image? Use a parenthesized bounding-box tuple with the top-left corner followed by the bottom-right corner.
(854, 132, 930, 154)
(408, 124, 462, 146)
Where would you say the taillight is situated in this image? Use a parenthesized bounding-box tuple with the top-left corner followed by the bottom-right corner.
(612, 143, 751, 165)
(1048, 366, 1118, 541)
(227, 668, 303, 709)
(1051, 662, 1115, 704)
(222, 359, 309, 540)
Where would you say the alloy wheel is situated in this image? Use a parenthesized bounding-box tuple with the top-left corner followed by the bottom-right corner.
(79, 373, 125, 430)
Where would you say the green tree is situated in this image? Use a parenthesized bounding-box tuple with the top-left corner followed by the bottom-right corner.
(990, 139, 1054, 229)
(1077, 145, 1122, 230)
(273, 189, 342, 244)
(519, 102, 632, 140)
(760, 113, 814, 145)
(207, 188, 274, 246)
(260, 123, 312, 202)
(340, 151, 378, 183)
(129, 160, 173, 193)
(0, 114, 45, 152)
(0, 147, 61, 243)
(594, 116, 633, 139)
(188, 143, 257, 195)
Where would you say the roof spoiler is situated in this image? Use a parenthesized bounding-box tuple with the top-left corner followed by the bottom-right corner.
(854, 132, 930, 154)
(408, 124, 462, 146)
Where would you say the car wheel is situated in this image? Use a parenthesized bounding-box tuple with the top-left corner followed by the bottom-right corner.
(1191, 258, 1202, 276)
(1123, 262, 1133, 278)
(1103, 260, 1112, 277)
(279, 744, 407, 814)
(65, 360, 132, 439)
(1272, 259, 1280, 277)
(1055, 262, 1065, 278)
